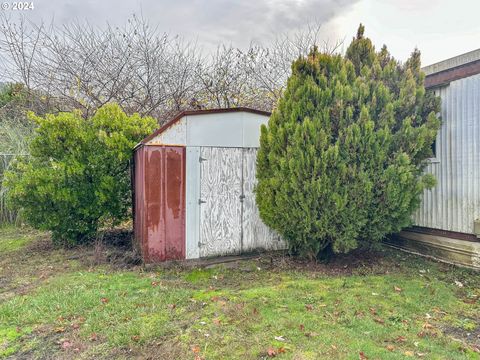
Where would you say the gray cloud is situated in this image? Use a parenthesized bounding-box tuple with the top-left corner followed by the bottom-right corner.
(19, 0, 359, 49)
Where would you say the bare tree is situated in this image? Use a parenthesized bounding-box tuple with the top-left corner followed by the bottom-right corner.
(0, 15, 341, 121)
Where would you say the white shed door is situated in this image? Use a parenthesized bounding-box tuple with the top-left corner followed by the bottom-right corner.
(242, 148, 283, 251)
(199, 147, 243, 257)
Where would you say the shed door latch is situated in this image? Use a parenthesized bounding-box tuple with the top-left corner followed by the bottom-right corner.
(199, 156, 207, 162)
(198, 199, 206, 205)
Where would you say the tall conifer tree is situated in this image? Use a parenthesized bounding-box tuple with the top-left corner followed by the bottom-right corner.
(256, 25, 440, 257)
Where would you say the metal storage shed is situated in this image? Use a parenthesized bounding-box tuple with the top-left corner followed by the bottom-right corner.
(133, 108, 285, 262)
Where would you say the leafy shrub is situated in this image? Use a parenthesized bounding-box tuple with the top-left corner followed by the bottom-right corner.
(255, 25, 440, 258)
(4, 103, 157, 245)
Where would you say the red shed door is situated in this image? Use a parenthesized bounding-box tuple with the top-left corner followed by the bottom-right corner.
(143, 146, 185, 262)
(199, 147, 242, 257)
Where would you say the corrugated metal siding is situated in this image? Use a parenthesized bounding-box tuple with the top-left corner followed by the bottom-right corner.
(148, 117, 187, 146)
(133, 147, 146, 255)
(414, 73, 480, 234)
(134, 145, 186, 262)
(145, 112, 270, 148)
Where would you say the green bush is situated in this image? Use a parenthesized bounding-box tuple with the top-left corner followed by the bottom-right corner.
(255, 25, 441, 258)
(4, 103, 157, 245)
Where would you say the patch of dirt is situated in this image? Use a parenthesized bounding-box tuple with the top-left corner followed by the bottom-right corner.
(442, 317, 480, 349)
(23, 232, 55, 253)
(442, 327, 480, 354)
(106, 338, 189, 360)
(102, 228, 134, 250)
(269, 248, 402, 276)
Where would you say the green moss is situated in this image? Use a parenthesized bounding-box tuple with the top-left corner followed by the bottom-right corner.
(0, 327, 31, 357)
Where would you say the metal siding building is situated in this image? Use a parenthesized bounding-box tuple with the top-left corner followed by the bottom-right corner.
(413, 75, 480, 234)
(392, 49, 480, 269)
(133, 108, 285, 262)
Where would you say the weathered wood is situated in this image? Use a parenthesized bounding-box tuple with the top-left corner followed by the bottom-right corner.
(242, 148, 285, 251)
(199, 147, 243, 257)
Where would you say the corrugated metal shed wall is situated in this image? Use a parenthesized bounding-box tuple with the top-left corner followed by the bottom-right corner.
(134, 145, 186, 262)
(414, 73, 480, 234)
(133, 146, 146, 254)
(146, 112, 268, 148)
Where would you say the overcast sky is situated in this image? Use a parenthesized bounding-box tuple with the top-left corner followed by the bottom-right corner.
(15, 0, 480, 66)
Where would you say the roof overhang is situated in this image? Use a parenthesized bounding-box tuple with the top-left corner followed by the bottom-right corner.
(423, 48, 480, 89)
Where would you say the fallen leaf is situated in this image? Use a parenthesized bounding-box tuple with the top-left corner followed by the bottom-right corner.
(305, 331, 318, 337)
(191, 345, 200, 354)
(331, 344, 338, 351)
(359, 351, 369, 359)
(369, 308, 377, 315)
(89, 333, 98, 342)
(267, 347, 277, 357)
(274, 335, 285, 342)
(386, 345, 395, 352)
(61, 340, 72, 350)
(395, 336, 407, 343)
(422, 322, 434, 329)
(374, 317, 385, 325)
(100, 298, 109, 304)
(54, 327, 66, 333)
(355, 310, 365, 318)
(454, 280, 464, 287)
(278, 347, 286, 353)
(131, 335, 140, 342)
(213, 318, 221, 325)
(404, 350, 414, 357)
(305, 304, 314, 311)
(151, 281, 159, 286)
(299, 324, 305, 332)
(394, 286, 402, 293)
(71, 323, 80, 330)
(167, 304, 176, 309)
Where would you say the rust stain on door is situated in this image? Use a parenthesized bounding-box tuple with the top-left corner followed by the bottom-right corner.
(134, 145, 185, 262)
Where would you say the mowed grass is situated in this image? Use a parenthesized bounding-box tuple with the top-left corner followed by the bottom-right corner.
(0, 228, 479, 359)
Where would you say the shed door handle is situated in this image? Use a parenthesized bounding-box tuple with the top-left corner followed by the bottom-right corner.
(198, 199, 206, 205)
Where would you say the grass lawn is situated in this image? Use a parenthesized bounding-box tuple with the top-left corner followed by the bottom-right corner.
(0, 227, 479, 359)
